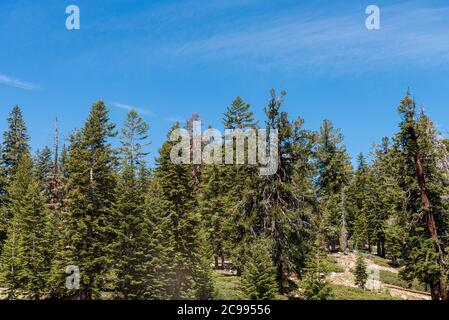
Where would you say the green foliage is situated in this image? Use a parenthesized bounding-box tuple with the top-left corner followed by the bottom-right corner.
(51, 101, 118, 299)
(0, 153, 51, 299)
(200, 163, 230, 270)
(213, 273, 243, 300)
(238, 89, 315, 292)
(379, 270, 428, 292)
(322, 257, 345, 273)
(301, 275, 334, 300)
(315, 119, 352, 252)
(241, 238, 279, 300)
(223, 96, 257, 130)
(155, 124, 213, 299)
(34, 146, 53, 182)
(316, 119, 352, 196)
(347, 139, 402, 258)
(353, 254, 368, 288)
(114, 110, 153, 299)
(0, 89, 448, 301)
(369, 255, 391, 268)
(142, 182, 175, 299)
(300, 244, 334, 300)
(218, 96, 259, 274)
(394, 93, 449, 299)
(1, 106, 30, 180)
(329, 284, 394, 300)
(0, 106, 30, 254)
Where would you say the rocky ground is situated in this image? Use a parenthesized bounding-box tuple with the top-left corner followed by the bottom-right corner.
(328, 252, 431, 300)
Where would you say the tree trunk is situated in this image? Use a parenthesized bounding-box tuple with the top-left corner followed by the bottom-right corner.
(340, 189, 349, 253)
(376, 239, 384, 257)
(214, 255, 219, 270)
(411, 131, 448, 300)
(221, 252, 225, 270)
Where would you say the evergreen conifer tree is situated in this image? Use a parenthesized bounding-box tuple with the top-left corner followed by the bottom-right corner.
(114, 110, 151, 299)
(241, 238, 278, 300)
(353, 254, 368, 288)
(315, 120, 352, 252)
(34, 147, 53, 183)
(220, 96, 259, 274)
(0, 152, 51, 299)
(52, 101, 117, 299)
(394, 93, 449, 300)
(155, 124, 213, 299)
(0, 106, 30, 254)
(239, 90, 315, 292)
(301, 242, 333, 300)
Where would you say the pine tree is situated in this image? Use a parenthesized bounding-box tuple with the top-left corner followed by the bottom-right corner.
(394, 93, 449, 300)
(241, 238, 279, 300)
(114, 110, 151, 299)
(219, 96, 259, 274)
(34, 147, 53, 183)
(315, 119, 352, 252)
(384, 216, 406, 267)
(0, 106, 30, 180)
(301, 242, 333, 300)
(199, 97, 257, 272)
(239, 89, 315, 292)
(0, 152, 51, 299)
(155, 124, 213, 299)
(52, 101, 117, 299)
(200, 163, 229, 270)
(353, 253, 368, 288)
(369, 138, 402, 257)
(347, 153, 372, 251)
(0, 106, 30, 254)
(143, 180, 175, 299)
(223, 96, 257, 130)
(34, 146, 61, 206)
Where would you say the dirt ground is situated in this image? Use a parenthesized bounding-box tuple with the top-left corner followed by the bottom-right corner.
(328, 252, 431, 300)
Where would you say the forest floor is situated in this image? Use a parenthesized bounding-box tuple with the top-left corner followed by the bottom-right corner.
(327, 252, 431, 300)
(0, 253, 432, 300)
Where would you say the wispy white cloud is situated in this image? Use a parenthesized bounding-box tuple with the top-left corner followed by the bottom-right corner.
(91, 0, 262, 32)
(0, 74, 39, 90)
(160, 2, 449, 74)
(112, 102, 155, 117)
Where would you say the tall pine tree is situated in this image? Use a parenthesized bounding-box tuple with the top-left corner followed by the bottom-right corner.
(0, 152, 51, 299)
(52, 101, 117, 299)
(394, 93, 449, 300)
(114, 110, 152, 299)
(315, 119, 352, 252)
(155, 124, 213, 299)
(0, 106, 30, 254)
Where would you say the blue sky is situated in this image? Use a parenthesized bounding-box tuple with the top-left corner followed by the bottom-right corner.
(1, 0, 449, 164)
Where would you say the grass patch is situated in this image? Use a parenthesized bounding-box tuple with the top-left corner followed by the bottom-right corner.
(329, 284, 396, 300)
(369, 255, 392, 268)
(323, 257, 345, 273)
(379, 270, 428, 292)
(212, 272, 288, 300)
(213, 273, 244, 300)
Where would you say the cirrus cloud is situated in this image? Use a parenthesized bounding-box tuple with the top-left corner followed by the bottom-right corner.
(0, 74, 40, 90)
